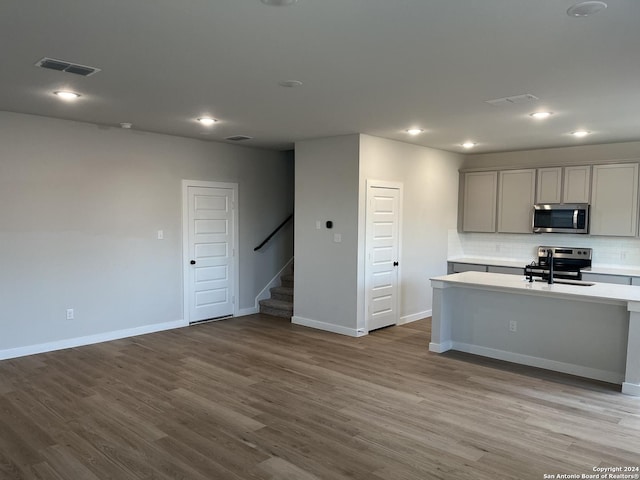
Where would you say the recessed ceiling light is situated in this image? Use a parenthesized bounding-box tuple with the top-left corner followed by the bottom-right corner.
(530, 111, 553, 119)
(571, 130, 590, 137)
(406, 128, 424, 135)
(197, 117, 217, 126)
(260, 0, 298, 5)
(462, 142, 477, 149)
(567, 1, 607, 17)
(278, 80, 303, 88)
(54, 90, 80, 100)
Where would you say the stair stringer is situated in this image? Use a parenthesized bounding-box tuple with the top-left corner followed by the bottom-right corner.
(254, 257, 294, 310)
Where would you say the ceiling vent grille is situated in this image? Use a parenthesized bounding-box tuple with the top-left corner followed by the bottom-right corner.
(35, 57, 101, 77)
(485, 94, 538, 107)
(225, 135, 253, 141)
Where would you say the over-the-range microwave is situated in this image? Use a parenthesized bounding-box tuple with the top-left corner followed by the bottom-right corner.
(532, 203, 589, 234)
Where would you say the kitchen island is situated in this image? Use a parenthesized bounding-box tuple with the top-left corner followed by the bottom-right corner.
(430, 271, 640, 396)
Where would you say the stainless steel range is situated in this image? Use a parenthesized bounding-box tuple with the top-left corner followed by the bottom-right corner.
(524, 246, 592, 283)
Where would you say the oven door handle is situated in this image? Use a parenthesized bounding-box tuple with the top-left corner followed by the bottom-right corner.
(573, 209, 578, 229)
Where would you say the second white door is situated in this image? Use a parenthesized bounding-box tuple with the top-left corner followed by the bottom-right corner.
(366, 184, 401, 332)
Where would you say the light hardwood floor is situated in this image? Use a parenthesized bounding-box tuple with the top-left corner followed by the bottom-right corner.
(0, 316, 638, 479)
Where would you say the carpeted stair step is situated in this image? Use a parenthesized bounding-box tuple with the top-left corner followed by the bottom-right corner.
(280, 274, 294, 288)
(259, 298, 293, 319)
(270, 286, 293, 302)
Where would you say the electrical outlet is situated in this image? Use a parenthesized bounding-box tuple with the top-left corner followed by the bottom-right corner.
(66, 308, 74, 320)
(315, 220, 321, 230)
(509, 320, 517, 332)
(621, 251, 627, 261)
(157, 230, 164, 240)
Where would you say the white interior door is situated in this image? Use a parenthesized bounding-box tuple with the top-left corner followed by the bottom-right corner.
(186, 185, 236, 323)
(366, 184, 401, 331)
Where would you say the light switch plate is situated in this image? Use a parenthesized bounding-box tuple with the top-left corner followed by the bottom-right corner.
(334, 233, 342, 243)
(157, 230, 164, 240)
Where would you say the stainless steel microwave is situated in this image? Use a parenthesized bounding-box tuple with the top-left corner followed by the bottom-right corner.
(532, 204, 589, 234)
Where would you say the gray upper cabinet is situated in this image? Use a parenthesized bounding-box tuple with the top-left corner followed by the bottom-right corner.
(498, 169, 536, 233)
(563, 165, 591, 203)
(462, 171, 497, 232)
(462, 162, 638, 237)
(590, 163, 639, 237)
(536, 167, 562, 203)
(536, 165, 591, 204)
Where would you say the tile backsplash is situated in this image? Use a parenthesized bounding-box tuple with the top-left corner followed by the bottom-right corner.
(448, 230, 640, 268)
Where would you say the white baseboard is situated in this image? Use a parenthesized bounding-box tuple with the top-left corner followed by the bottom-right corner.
(255, 257, 294, 309)
(292, 316, 364, 337)
(399, 310, 432, 325)
(451, 342, 624, 385)
(622, 382, 640, 396)
(0, 319, 188, 361)
(236, 307, 259, 317)
(429, 341, 453, 353)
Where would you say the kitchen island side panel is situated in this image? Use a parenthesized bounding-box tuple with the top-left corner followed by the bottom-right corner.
(447, 287, 629, 383)
(442, 286, 628, 383)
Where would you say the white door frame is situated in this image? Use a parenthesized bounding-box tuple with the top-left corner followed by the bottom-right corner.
(364, 179, 403, 332)
(182, 180, 240, 324)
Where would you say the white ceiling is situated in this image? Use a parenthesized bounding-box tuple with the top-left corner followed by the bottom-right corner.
(2, 0, 639, 153)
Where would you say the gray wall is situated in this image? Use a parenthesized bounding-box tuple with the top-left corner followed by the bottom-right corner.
(293, 135, 361, 333)
(463, 141, 640, 169)
(359, 135, 464, 328)
(0, 112, 293, 352)
(293, 134, 463, 335)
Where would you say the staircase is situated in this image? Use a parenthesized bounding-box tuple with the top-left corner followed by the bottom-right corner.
(259, 269, 294, 319)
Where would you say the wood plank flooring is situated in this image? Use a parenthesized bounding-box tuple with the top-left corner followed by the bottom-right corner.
(0, 316, 638, 479)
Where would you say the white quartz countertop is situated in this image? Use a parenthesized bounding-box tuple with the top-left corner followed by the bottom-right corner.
(448, 257, 640, 277)
(431, 271, 640, 304)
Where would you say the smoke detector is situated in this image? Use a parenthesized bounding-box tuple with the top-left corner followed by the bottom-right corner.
(278, 80, 303, 88)
(225, 135, 253, 142)
(261, 0, 297, 5)
(567, 1, 607, 17)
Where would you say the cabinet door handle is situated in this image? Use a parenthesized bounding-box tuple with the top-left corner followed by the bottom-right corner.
(393, 261, 399, 267)
(190, 260, 196, 265)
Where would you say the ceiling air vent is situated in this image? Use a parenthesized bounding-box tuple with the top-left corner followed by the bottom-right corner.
(225, 135, 253, 141)
(35, 57, 101, 77)
(485, 94, 538, 107)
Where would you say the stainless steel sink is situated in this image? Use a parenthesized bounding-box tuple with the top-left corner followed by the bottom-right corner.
(533, 279, 594, 286)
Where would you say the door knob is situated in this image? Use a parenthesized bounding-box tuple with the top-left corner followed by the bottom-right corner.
(190, 260, 196, 265)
